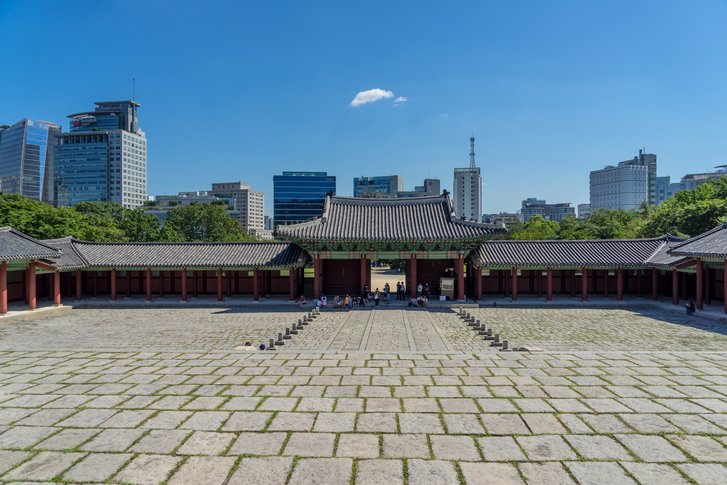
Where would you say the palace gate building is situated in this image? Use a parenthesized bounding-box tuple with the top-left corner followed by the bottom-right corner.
(1, 194, 726, 314)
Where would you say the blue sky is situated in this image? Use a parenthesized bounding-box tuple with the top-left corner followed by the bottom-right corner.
(1, 0, 726, 214)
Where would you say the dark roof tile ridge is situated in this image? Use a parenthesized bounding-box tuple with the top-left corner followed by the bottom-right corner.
(332, 195, 445, 204)
(671, 222, 727, 250)
(3, 227, 61, 254)
(71, 240, 288, 247)
(483, 237, 666, 244)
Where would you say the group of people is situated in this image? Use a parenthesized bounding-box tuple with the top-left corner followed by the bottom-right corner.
(408, 295, 429, 307)
(298, 279, 435, 310)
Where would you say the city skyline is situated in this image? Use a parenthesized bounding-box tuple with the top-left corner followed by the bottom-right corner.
(1, 1, 726, 215)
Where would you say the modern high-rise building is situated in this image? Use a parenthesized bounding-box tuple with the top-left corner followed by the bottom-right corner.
(589, 150, 657, 211)
(453, 136, 482, 221)
(353, 175, 403, 197)
(210, 181, 265, 233)
(520, 198, 575, 222)
(273, 171, 336, 227)
(577, 203, 591, 219)
(54, 101, 147, 208)
(0, 118, 60, 203)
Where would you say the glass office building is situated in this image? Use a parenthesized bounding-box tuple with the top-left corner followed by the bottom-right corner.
(54, 133, 110, 206)
(55, 101, 147, 208)
(273, 171, 336, 227)
(0, 119, 60, 203)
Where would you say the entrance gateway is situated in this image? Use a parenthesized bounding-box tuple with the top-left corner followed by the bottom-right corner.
(276, 194, 500, 300)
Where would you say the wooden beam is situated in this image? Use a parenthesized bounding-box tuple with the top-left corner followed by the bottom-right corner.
(27, 262, 36, 310)
(53, 271, 61, 306)
(546, 267, 553, 302)
(181, 269, 187, 302)
(696, 259, 703, 310)
(0, 262, 7, 314)
(110, 269, 117, 301)
(581, 267, 588, 301)
(672, 269, 679, 305)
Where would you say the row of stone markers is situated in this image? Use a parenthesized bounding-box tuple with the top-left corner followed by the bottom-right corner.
(457, 307, 514, 352)
(267, 307, 321, 350)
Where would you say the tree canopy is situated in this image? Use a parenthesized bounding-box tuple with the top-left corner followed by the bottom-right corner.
(0, 193, 257, 242)
(504, 178, 727, 241)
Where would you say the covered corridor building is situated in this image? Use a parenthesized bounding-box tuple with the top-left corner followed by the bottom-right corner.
(1, 194, 726, 314)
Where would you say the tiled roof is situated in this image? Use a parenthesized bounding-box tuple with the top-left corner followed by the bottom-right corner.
(472, 237, 672, 268)
(0, 227, 61, 262)
(670, 222, 727, 259)
(71, 241, 307, 269)
(42, 237, 89, 270)
(276, 195, 503, 241)
(644, 235, 689, 268)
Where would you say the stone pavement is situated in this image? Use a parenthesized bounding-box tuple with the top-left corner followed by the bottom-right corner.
(469, 307, 727, 351)
(0, 307, 726, 483)
(0, 349, 726, 484)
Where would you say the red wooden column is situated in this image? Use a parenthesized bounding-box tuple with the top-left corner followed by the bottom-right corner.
(636, 271, 642, 298)
(92, 272, 98, 297)
(360, 255, 367, 295)
(696, 259, 704, 310)
(511, 267, 518, 301)
(410, 254, 417, 298)
(192, 271, 198, 297)
(289, 269, 296, 301)
(181, 269, 188, 302)
(0, 262, 7, 314)
(159, 272, 165, 298)
(110, 269, 117, 301)
(76, 270, 82, 300)
(145, 269, 152, 302)
(27, 262, 37, 310)
(227, 271, 233, 297)
(53, 271, 61, 306)
(126, 271, 131, 297)
(581, 267, 588, 301)
(672, 269, 679, 305)
(651, 268, 658, 300)
(723, 260, 727, 314)
(253, 269, 260, 301)
(616, 268, 624, 301)
(475, 268, 483, 300)
(217, 270, 223, 302)
(456, 254, 465, 301)
(546, 267, 553, 302)
(313, 256, 321, 299)
(603, 271, 609, 297)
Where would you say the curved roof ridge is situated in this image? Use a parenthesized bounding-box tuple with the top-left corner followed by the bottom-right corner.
(482, 235, 670, 244)
(70, 240, 287, 247)
(671, 222, 727, 250)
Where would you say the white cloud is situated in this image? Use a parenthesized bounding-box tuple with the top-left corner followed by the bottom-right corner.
(393, 96, 408, 104)
(349, 88, 394, 107)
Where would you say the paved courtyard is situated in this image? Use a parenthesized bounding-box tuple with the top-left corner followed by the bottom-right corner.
(0, 306, 726, 484)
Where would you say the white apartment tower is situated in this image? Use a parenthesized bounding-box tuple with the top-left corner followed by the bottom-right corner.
(453, 136, 482, 221)
(210, 181, 265, 233)
(589, 150, 656, 211)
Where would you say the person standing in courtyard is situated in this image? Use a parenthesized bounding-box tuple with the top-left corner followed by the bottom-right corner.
(374, 289, 380, 306)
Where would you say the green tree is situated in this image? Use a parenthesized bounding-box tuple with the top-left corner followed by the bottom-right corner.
(118, 208, 162, 242)
(0, 194, 122, 241)
(162, 204, 255, 242)
(585, 209, 643, 239)
(556, 215, 594, 240)
(640, 178, 727, 237)
(512, 215, 559, 240)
